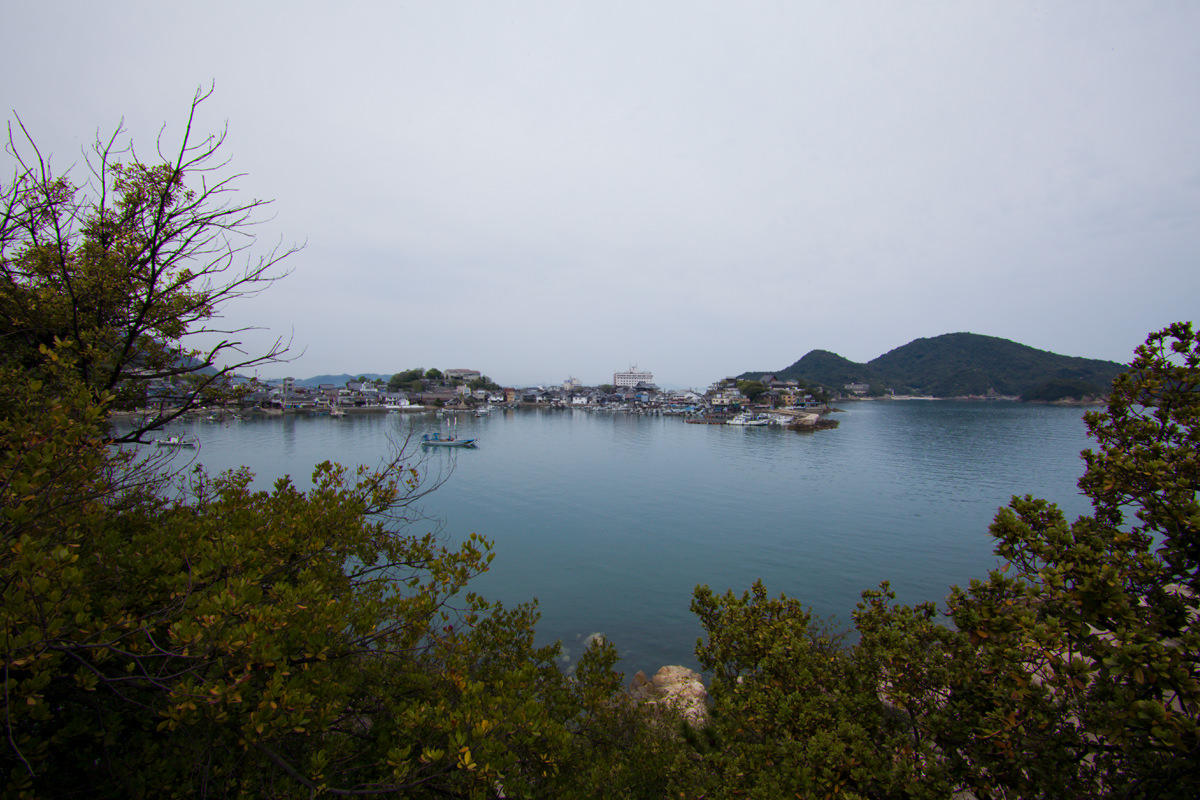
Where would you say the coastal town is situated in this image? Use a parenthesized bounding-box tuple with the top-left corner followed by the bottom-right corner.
(142, 365, 842, 430)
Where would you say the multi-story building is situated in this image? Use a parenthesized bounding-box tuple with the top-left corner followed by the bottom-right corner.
(613, 366, 654, 388)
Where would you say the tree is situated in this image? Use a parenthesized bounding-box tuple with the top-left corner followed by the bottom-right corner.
(1, 100, 667, 798)
(1, 86, 296, 445)
(736, 379, 766, 403)
(468, 375, 500, 393)
(388, 368, 423, 392)
(689, 323, 1200, 799)
(690, 582, 948, 799)
(938, 320, 1200, 797)
(424, 368, 443, 381)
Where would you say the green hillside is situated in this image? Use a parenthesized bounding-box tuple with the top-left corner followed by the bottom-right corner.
(741, 350, 882, 389)
(744, 333, 1125, 399)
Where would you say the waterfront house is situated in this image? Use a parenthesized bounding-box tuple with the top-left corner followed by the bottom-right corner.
(416, 387, 459, 406)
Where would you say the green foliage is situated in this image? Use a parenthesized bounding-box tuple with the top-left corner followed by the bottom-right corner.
(735, 380, 766, 403)
(388, 368, 424, 392)
(689, 582, 953, 798)
(750, 349, 870, 389)
(941, 322, 1200, 797)
(697, 323, 1200, 799)
(1, 370, 629, 796)
(1, 102, 694, 798)
(867, 332, 1121, 397)
(424, 368, 443, 381)
(468, 375, 500, 392)
(0, 88, 295, 444)
(1022, 377, 1106, 402)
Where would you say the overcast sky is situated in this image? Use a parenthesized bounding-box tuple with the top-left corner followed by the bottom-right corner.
(5, 2, 1198, 387)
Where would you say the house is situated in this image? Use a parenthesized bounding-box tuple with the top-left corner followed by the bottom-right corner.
(415, 387, 459, 405)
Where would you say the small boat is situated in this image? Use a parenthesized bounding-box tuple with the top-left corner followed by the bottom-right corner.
(420, 433, 477, 448)
(330, 406, 346, 418)
(155, 435, 197, 448)
(475, 405, 493, 417)
(726, 412, 769, 426)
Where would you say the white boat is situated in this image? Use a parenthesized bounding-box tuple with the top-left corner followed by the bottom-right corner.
(726, 412, 768, 426)
(330, 406, 346, 418)
(475, 405, 493, 417)
(155, 435, 197, 448)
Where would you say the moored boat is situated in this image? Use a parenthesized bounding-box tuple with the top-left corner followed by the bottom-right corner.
(155, 435, 197, 448)
(726, 412, 769, 426)
(420, 433, 477, 448)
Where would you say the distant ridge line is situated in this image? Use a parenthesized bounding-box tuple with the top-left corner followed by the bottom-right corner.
(739, 332, 1126, 400)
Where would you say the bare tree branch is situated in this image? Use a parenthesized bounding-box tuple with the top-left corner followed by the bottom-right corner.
(1, 87, 299, 445)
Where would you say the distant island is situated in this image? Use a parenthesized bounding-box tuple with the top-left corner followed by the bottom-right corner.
(740, 332, 1126, 402)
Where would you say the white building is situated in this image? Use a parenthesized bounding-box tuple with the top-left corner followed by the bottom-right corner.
(613, 365, 654, 388)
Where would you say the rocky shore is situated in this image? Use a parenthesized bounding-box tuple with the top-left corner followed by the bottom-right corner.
(628, 666, 708, 726)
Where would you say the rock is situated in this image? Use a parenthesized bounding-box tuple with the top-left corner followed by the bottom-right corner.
(629, 670, 654, 701)
(629, 665, 708, 726)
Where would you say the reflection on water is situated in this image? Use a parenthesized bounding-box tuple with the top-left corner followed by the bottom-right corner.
(128, 401, 1092, 673)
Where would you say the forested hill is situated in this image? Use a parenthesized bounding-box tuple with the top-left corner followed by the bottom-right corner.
(270, 373, 391, 388)
(741, 333, 1126, 399)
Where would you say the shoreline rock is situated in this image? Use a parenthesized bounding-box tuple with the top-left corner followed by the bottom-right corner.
(629, 665, 708, 726)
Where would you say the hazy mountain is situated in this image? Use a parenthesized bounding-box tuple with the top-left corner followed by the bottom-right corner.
(742, 333, 1125, 399)
(269, 373, 391, 388)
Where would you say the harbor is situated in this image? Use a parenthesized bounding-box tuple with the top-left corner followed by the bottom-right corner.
(123, 368, 842, 435)
(126, 399, 1094, 674)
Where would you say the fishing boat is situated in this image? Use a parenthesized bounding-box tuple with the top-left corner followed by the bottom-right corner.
(420, 433, 477, 448)
(421, 416, 477, 447)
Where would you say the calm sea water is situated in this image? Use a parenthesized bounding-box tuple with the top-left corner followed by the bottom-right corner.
(137, 402, 1094, 674)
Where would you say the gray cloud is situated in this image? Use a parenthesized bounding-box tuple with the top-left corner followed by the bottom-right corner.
(5, 1, 1198, 386)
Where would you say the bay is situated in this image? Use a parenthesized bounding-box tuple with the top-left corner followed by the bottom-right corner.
(141, 401, 1094, 675)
